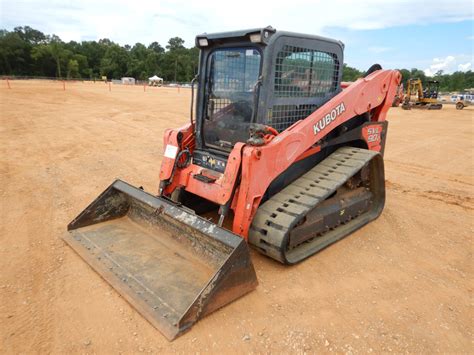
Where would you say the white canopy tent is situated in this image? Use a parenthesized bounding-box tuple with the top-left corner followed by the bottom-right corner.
(148, 75, 163, 86)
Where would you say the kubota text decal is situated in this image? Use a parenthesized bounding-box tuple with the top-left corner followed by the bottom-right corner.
(313, 102, 346, 135)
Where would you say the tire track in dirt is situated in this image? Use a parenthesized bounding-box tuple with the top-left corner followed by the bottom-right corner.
(385, 180, 473, 210)
(385, 159, 473, 187)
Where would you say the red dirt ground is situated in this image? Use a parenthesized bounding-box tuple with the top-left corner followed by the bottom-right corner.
(1, 80, 472, 353)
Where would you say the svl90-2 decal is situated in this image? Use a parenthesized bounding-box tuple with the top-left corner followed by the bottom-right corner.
(362, 124, 383, 152)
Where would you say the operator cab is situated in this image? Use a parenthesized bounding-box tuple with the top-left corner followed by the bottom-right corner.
(192, 27, 344, 172)
(203, 47, 261, 149)
(423, 80, 440, 99)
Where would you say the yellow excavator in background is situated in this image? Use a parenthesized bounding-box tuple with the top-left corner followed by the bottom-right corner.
(391, 83, 404, 107)
(402, 78, 443, 110)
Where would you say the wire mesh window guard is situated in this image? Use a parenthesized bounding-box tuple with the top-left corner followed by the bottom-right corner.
(269, 45, 339, 132)
(267, 104, 319, 132)
(210, 49, 260, 95)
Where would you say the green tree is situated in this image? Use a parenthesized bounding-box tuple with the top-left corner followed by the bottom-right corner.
(161, 37, 198, 82)
(31, 35, 72, 78)
(49, 36, 71, 78)
(100, 43, 129, 79)
(127, 43, 149, 79)
(67, 59, 79, 78)
(14, 26, 46, 44)
(77, 41, 107, 78)
(409, 68, 426, 82)
(395, 68, 409, 85)
(166, 37, 185, 51)
(342, 64, 363, 82)
(71, 53, 89, 77)
(0, 30, 31, 74)
(144, 51, 163, 76)
(148, 41, 164, 53)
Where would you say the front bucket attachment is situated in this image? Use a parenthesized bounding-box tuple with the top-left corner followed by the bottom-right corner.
(63, 180, 257, 340)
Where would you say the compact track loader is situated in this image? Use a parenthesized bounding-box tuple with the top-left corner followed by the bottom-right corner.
(64, 27, 400, 340)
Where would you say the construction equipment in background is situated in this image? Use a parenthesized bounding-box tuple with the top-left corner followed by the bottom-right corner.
(64, 27, 400, 340)
(444, 93, 473, 110)
(392, 83, 404, 107)
(402, 78, 443, 110)
(450, 95, 471, 110)
(454, 99, 470, 110)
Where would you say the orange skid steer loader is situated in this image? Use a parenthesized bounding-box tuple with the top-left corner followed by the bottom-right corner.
(64, 27, 400, 340)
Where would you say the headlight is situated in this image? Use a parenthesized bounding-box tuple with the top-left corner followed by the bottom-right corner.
(249, 33, 262, 43)
(198, 38, 208, 47)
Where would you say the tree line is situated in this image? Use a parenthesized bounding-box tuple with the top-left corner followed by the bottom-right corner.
(0, 26, 198, 82)
(342, 64, 474, 92)
(1, 26, 472, 91)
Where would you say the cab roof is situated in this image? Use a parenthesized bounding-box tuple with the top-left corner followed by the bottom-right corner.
(195, 26, 344, 49)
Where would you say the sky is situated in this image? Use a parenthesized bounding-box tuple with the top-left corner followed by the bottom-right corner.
(1, 0, 473, 75)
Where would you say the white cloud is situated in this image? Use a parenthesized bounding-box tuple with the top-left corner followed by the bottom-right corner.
(424, 56, 456, 76)
(424, 55, 473, 76)
(458, 62, 472, 71)
(0, 0, 472, 46)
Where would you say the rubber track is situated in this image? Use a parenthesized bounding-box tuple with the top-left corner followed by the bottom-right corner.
(249, 147, 380, 264)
